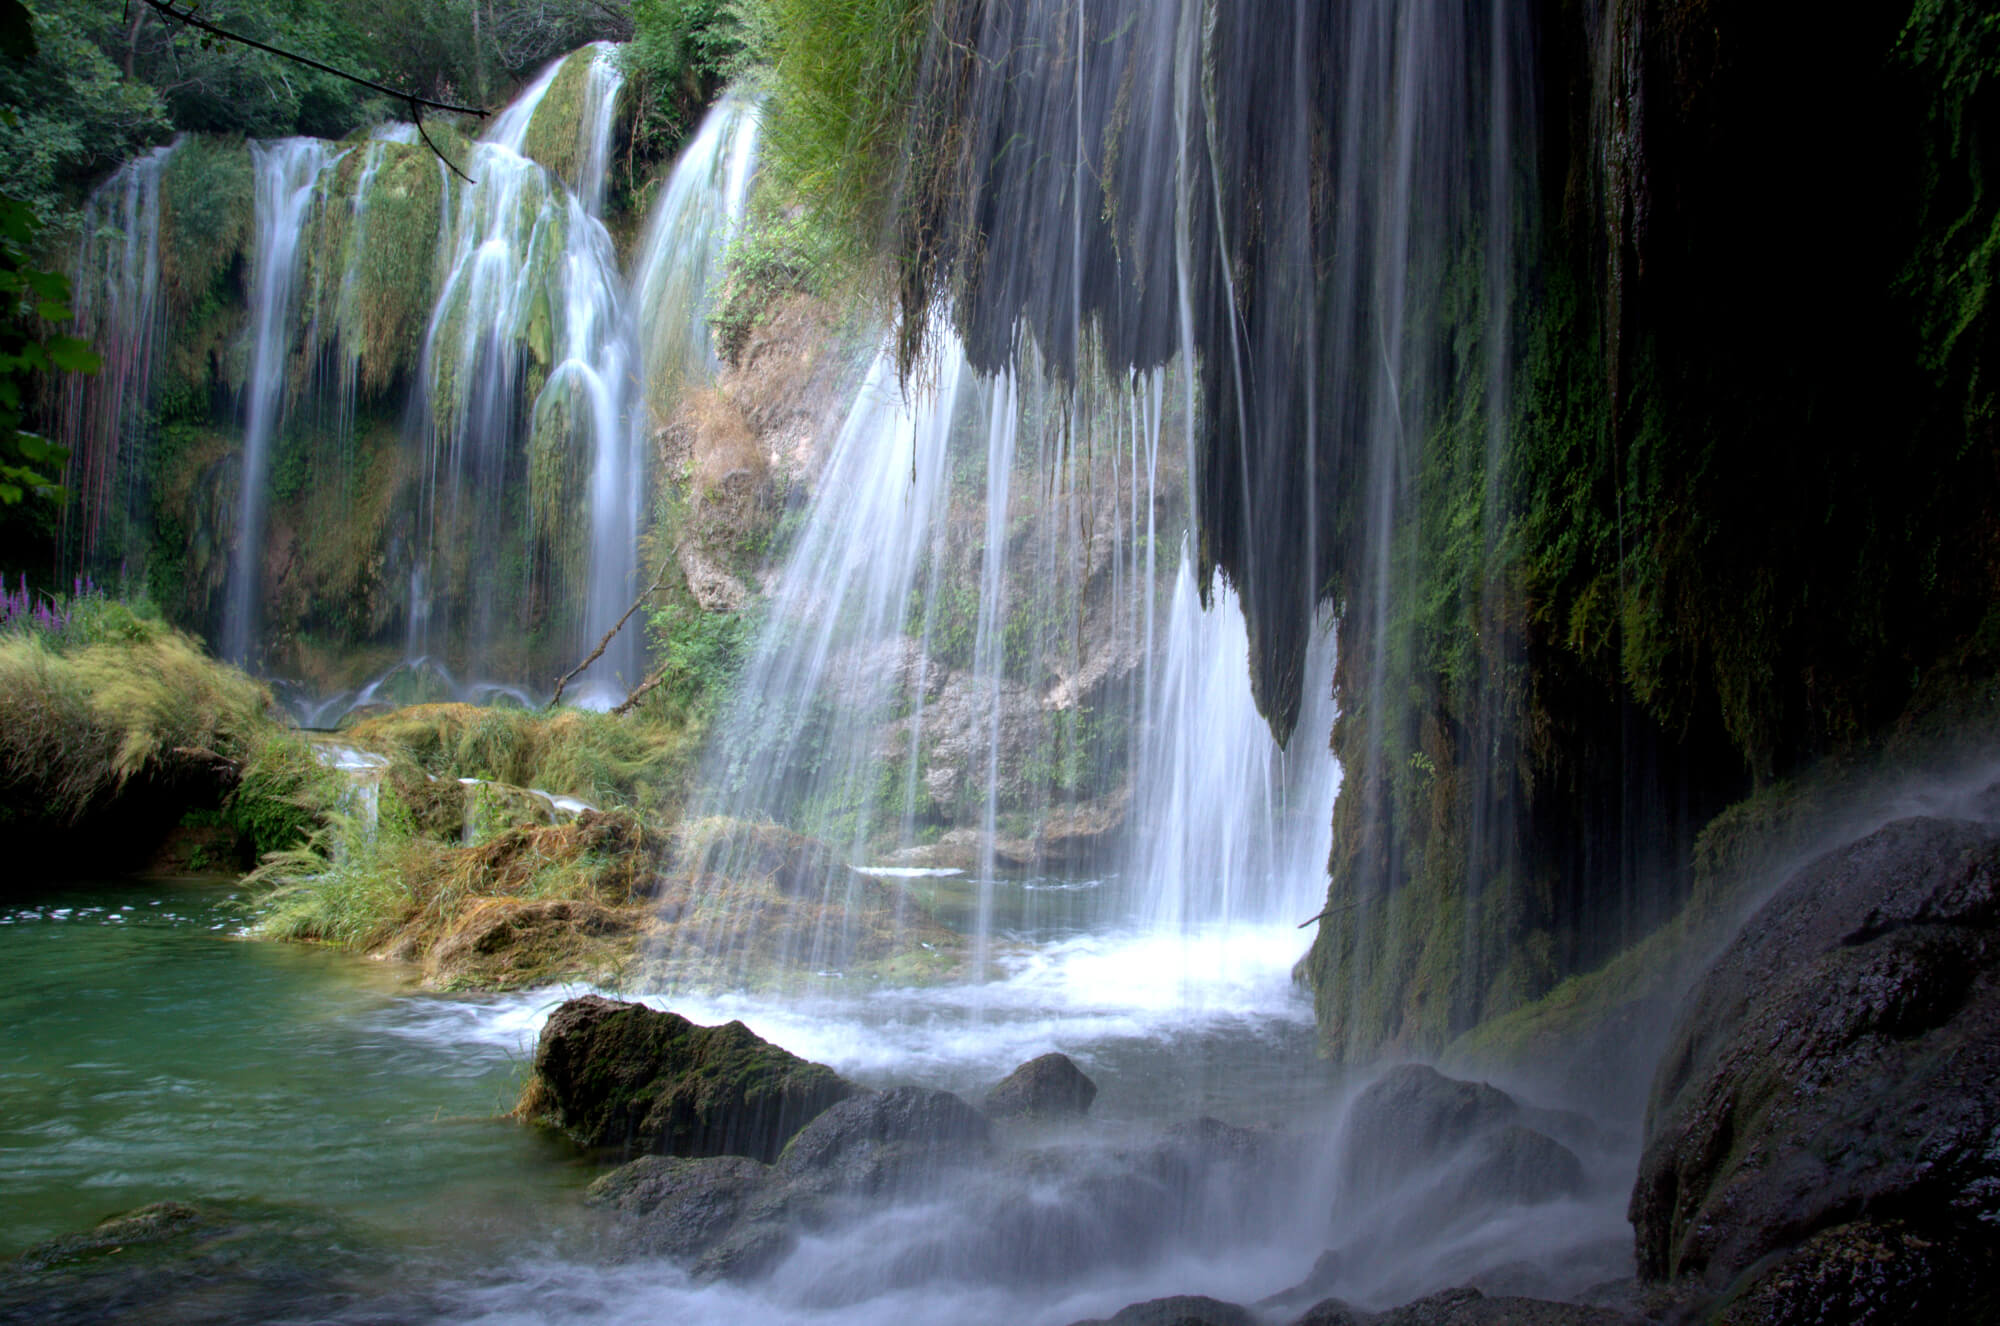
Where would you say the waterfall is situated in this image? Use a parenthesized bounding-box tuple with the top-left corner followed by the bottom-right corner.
(221, 139, 338, 667)
(629, 90, 762, 421)
(409, 46, 631, 689)
(57, 140, 178, 575)
(669, 316, 1336, 987)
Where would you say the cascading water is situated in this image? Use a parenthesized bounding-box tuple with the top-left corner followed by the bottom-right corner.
(629, 90, 761, 420)
(409, 47, 632, 689)
(57, 140, 178, 575)
(221, 139, 338, 667)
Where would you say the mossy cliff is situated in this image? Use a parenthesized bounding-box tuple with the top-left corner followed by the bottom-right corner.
(762, 0, 2000, 1058)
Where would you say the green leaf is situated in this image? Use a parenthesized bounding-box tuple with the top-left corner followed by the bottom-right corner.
(46, 337, 100, 373)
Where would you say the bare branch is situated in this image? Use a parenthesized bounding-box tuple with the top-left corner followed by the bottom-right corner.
(549, 568, 668, 708)
(140, 0, 489, 115)
(412, 103, 476, 185)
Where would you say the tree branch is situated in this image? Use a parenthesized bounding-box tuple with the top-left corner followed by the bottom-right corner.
(141, 0, 487, 114)
(549, 568, 668, 709)
(140, 0, 488, 182)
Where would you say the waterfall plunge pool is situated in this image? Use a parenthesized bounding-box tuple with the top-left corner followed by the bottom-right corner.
(5, 877, 1599, 1326)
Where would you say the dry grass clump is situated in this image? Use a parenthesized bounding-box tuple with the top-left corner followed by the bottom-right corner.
(254, 789, 658, 988)
(0, 628, 273, 817)
(343, 702, 699, 816)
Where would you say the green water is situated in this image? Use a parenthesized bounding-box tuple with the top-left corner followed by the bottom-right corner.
(0, 878, 596, 1263)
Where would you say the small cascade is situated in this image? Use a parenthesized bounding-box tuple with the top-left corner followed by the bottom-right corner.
(221, 139, 339, 667)
(310, 740, 390, 841)
(57, 141, 178, 574)
(629, 90, 762, 420)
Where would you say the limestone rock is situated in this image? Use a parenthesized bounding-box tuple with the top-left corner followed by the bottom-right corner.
(985, 1052, 1098, 1119)
(523, 995, 860, 1160)
(1630, 815, 2000, 1284)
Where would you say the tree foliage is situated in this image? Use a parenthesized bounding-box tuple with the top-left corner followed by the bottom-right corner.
(0, 192, 95, 523)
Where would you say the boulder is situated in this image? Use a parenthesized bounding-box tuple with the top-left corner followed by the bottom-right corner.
(774, 1084, 992, 1193)
(1368, 1286, 1640, 1325)
(1630, 815, 2000, 1285)
(985, 1052, 1098, 1119)
(585, 1154, 772, 1259)
(1066, 1295, 1257, 1326)
(1440, 1124, 1586, 1210)
(522, 995, 860, 1160)
(1341, 1064, 1589, 1199)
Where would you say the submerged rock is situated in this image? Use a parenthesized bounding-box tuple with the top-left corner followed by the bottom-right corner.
(0, 1199, 379, 1326)
(522, 995, 860, 1160)
(985, 1052, 1098, 1119)
(1630, 815, 2000, 1288)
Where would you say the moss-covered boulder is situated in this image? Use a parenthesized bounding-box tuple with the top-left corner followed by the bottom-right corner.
(521, 995, 859, 1160)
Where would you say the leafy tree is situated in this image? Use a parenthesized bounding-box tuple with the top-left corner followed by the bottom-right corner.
(0, 190, 96, 525)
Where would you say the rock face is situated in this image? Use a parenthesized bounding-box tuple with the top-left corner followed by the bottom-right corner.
(1630, 815, 2000, 1291)
(524, 995, 860, 1160)
(985, 1052, 1098, 1119)
(1708, 1219, 1998, 1325)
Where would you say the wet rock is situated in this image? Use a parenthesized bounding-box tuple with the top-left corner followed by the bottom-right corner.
(585, 1154, 772, 1259)
(1630, 815, 2000, 1285)
(1369, 1286, 1640, 1325)
(1342, 1065, 1589, 1197)
(1708, 1219, 1999, 1325)
(1441, 1124, 1586, 1209)
(774, 1084, 992, 1193)
(1067, 1294, 1257, 1326)
(1288, 1298, 1369, 1326)
(522, 995, 860, 1160)
(1257, 1249, 1348, 1317)
(985, 1052, 1098, 1119)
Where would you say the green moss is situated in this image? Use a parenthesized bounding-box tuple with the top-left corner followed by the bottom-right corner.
(519, 48, 599, 191)
(302, 140, 449, 400)
(157, 136, 254, 397)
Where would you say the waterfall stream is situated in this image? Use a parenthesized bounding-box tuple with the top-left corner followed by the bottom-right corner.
(221, 139, 338, 667)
